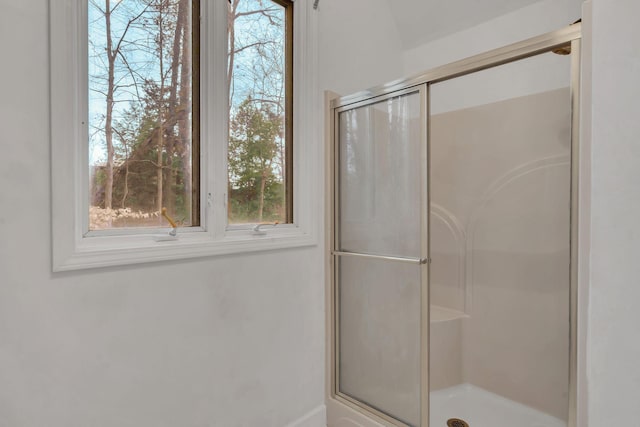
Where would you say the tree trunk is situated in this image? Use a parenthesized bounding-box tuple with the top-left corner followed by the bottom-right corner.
(226, 0, 241, 220)
(164, 0, 189, 218)
(121, 138, 129, 209)
(104, 0, 115, 210)
(156, 3, 165, 221)
(97, 0, 147, 213)
(177, 0, 192, 223)
(258, 163, 268, 222)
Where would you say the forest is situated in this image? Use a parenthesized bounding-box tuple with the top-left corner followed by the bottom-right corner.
(88, 0, 289, 229)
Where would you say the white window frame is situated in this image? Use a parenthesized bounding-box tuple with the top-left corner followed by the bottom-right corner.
(51, 0, 319, 271)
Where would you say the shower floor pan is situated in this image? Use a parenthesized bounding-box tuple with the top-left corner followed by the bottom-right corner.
(430, 383, 565, 427)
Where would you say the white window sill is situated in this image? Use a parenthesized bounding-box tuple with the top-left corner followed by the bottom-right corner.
(54, 226, 316, 271)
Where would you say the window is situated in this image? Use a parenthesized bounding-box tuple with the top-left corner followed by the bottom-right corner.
(87, 0, 199, 231)
(228, 0, 294, 225)
(51, 0, 318, 271)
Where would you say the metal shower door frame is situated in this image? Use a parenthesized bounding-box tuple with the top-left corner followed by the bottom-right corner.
(328, 23, 582, 427)
(332, 84, 430, 427)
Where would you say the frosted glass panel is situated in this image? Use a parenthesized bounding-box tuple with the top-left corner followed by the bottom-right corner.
(429, 53, 571, 427)
(338, 92, 421, 258)
(338, 256, 421, 426)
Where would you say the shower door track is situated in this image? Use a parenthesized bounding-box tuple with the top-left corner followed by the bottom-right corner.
(327, 23, 582, 427)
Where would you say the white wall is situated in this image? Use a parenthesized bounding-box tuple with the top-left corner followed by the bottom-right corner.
(316, 0, 404, 96)
(0, 0, 404, 426)
(402, 0, 583, 75)
(0, 2, 326, 426)
(588, 0, 640, 425)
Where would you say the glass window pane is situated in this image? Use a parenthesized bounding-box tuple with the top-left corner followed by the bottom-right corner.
(227, 0, 292, 225)
(88, 0, 196, 230)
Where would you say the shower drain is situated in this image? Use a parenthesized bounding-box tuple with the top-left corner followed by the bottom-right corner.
(446, 419, 469, 427)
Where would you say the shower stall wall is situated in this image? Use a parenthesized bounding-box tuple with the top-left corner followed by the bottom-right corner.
(328, 24, 581, 427)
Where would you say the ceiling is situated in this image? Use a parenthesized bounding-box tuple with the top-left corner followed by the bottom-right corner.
(385, 0, 544, 49)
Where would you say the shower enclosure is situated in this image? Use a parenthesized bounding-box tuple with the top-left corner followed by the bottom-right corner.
(328, 24, 581, 427)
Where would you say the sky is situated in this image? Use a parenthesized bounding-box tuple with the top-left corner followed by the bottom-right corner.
(88, 0, 286, 166)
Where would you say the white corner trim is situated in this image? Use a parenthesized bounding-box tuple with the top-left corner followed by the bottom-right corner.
(284, 405, 327, 427)
(576, 2, 592, 427)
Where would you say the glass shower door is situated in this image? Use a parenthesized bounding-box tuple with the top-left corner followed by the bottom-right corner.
(334, 87, 428, 427)
(428, 51, 573, 427)
(329, 26, 581, 427)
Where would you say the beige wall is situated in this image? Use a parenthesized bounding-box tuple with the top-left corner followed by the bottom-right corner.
(430, 87, 572, 420)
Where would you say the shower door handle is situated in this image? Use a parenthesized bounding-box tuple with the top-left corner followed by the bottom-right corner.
(332, 250, 430, 265)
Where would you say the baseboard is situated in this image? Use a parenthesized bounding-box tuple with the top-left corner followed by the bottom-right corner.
(284, 404, 327, 427)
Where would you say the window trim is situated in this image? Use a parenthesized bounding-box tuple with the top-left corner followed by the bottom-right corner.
(279, 0, 295, 223)
(51, 0, 319, 271)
